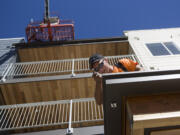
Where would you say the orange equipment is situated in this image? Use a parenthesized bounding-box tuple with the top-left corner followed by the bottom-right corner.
(26, 0, 74, 42)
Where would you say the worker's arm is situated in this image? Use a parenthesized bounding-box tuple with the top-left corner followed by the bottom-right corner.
(93, 72, 103, 105)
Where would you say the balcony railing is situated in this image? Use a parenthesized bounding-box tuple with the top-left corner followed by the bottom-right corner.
(1, 54, 137, 82)
(0, 98, 103, 131)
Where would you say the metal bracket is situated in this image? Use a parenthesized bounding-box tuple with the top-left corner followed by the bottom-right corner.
(66, 128, 73, 135)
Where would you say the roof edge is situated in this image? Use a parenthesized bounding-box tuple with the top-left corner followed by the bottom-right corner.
(14, 36, 128, 49)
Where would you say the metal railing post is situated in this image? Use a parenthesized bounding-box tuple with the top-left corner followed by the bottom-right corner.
(66, 100, 73, 135)
(71, 59, 76, 77)
(1, 63, 13, 82)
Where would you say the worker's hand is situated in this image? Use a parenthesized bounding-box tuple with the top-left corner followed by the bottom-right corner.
(135, 64, 144, 71)
(92, 72, 102, 82)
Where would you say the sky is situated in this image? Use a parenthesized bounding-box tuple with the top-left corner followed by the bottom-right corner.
(0, 0, 180, 41)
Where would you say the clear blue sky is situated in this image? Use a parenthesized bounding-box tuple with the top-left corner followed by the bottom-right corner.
(0, 0, 180, 40)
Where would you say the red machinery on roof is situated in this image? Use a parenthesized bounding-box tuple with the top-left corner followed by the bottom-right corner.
(26, 0, 75, 42)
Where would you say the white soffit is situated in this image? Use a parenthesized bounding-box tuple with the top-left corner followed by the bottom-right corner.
(124, 28, 180, 70)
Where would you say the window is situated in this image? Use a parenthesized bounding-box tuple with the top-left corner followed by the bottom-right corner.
(146, 43, 170, 56)
(146, 42, 180, 56)
(164, 42, 180, 54)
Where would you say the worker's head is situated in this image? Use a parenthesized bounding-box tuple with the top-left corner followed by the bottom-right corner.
(89, 54, 110, 73)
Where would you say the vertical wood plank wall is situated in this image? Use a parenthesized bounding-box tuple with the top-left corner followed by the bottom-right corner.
(0, 78, 95, 105)
(17, 42, 129, 62)
(0, 88, 5, 105)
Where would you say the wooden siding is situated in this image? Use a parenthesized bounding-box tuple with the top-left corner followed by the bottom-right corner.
(0, 78, 95, 105)
(126, 93, 180, 135)
(151, 129, 180, 135)
(17, 42, 129, 62)
(0, 87, 5, 105)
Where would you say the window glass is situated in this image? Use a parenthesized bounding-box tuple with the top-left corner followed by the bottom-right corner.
(163, 42, 180, 55)
(146, 43, 170, 56)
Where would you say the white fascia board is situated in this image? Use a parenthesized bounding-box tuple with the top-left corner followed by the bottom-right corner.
(0, 37, 25, 41)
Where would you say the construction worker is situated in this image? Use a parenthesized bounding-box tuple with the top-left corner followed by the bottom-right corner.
(89, 54, 142, 105)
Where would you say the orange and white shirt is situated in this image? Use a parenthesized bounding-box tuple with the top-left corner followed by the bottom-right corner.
(112, 58, 138, 73)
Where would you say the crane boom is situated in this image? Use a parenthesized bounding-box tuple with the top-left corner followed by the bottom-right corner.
(44, 0, 50, 20)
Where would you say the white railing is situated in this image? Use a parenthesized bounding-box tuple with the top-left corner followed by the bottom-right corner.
(0, 98, 103, 131)
(1, 54, 137, 81)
